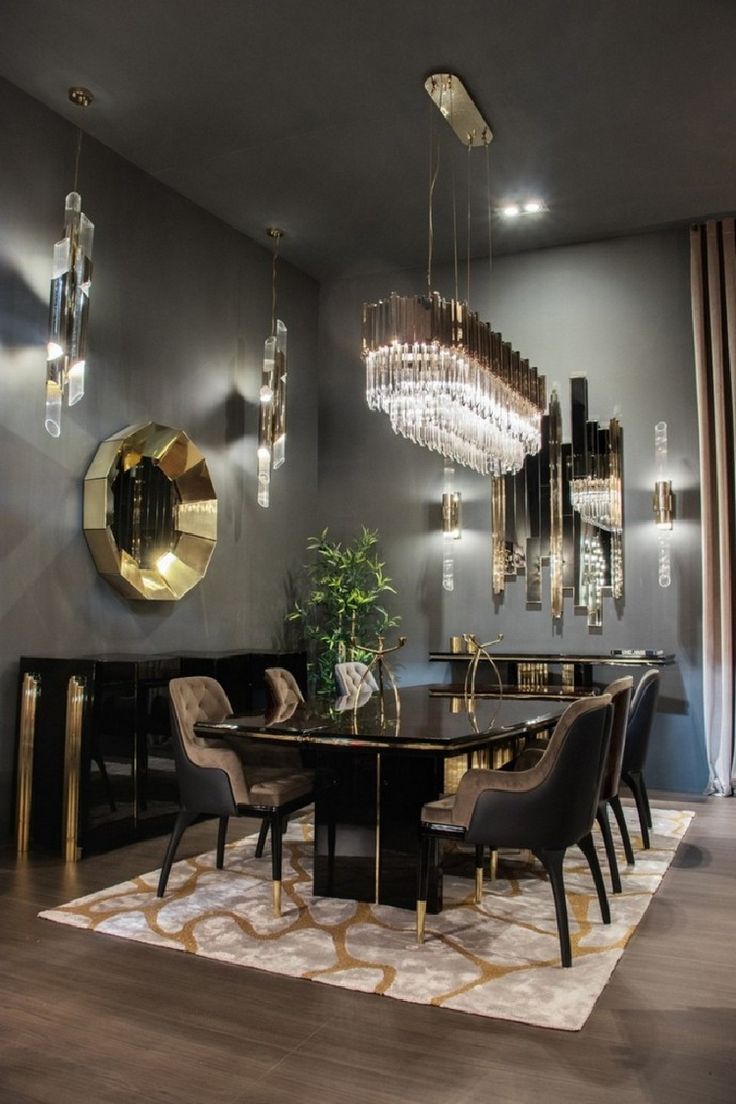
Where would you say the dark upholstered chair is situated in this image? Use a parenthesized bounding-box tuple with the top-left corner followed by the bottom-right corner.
(417, 695, 613, 968)
(595, 677, 634, 892)
(621, 669, 661, 850)
(157, 676, 314, 916)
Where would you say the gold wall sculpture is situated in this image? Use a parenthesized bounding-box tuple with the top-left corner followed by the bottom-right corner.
(490, 379, 624, 627)
(84, 422, 217, 601)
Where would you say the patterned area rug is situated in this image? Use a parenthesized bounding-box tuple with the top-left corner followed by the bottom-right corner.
(40, 806, 693, 1031)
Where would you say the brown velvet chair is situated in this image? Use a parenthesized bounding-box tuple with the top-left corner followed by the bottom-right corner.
(621, 669, 661, 849)
(157, 676, 314, 916)
(416, 695, 613, 968)
(264, 666, 304, 706)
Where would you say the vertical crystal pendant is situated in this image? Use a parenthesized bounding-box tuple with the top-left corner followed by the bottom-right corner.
(271, 320, 287, 470)
(257, 319, 287, 507)
(45, 192, 94, 436)
(441, 465, 460, 591)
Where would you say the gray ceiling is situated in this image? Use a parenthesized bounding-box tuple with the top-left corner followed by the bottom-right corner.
(2, 0, 736, 281)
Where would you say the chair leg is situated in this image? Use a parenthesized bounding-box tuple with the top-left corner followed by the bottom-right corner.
(596, 802, 622, 894)
(610, 793, 635, 866)
(416, 832, 434, 943)
(534, 848, 572, 968)
(623, 771, 651, 849)
(271, 812, 283, 918)
(254, 819, 270, 858)
(640, 774, 653, 830)
(578, 833, 611, 924)
(475, 844, 484, 904)
(216, 816, 229, 869)
(157, 810, 197, 897)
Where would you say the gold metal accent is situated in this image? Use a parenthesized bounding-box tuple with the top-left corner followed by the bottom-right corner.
(62, 675, 86, 862)
(654, 479, 673, 529)
(442, 491, 461, 537)
(489, 850, 498, 881)
(548, 390, 564, 619)
(475, 864, 483, 904)
(68, 87, 93, 108)
(491, 476, 506, 594)
(374, 752, 381, 904)
(83, 422, 217, 601)
(449, 635, 465, 653)
(416, 899, 427, 944)
(272, 880, 282, 917)
(424, 74, 492, 148)
(350, 635, 406, 731)
(267, 227, 284, 241)
(16, 673, 40, 852)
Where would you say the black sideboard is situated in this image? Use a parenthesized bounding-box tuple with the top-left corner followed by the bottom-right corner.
(15, 650, 306, 859)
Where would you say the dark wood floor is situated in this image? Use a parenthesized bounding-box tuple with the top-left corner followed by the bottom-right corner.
(1, 792, 734, 1104)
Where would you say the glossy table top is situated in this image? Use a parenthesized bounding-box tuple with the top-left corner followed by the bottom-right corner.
(195, 686, 565, 754)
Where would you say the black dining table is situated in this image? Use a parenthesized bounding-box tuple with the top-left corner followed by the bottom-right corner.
(195, 686, 564, 912)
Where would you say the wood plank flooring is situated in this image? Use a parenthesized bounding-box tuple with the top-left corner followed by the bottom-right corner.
(0, 793, 734, 1104)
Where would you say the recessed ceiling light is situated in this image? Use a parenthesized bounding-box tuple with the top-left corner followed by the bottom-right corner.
(499, 199, 547, 219)
(502, 204, 521, 218)
(523, 200, 544, 214)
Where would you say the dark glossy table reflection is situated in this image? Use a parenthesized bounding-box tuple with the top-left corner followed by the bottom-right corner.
(195, 687, 564, 912)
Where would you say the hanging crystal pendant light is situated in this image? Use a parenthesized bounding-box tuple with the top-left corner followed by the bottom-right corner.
(361, 75, 545, 476)
(45, 87, 95, 438)
(257, 228, 288, 508)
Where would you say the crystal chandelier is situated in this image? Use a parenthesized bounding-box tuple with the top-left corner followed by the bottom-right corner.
(361, 74, 545, 477)
(363, 291, 545, 476)
(45, 87, 95, 438)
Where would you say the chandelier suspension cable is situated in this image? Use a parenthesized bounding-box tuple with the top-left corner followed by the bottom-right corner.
(72, 127, 83, 193)
(270, 228, 281, 337)
(426, 84, 442, 297)
(452, 160, 459, 302)
(466, 143, 472, 305)
(485, 140, 493, 276)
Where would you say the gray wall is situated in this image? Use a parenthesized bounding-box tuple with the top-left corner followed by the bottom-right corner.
(0, 78, 320, 837)
(319, 230, 708, 792)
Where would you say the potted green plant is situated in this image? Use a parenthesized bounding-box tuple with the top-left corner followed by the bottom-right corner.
(288, 527, 400, 696)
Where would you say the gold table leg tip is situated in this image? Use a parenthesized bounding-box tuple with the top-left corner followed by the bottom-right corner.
(272, 880, 282, 917)
(416, 900, 426, 944)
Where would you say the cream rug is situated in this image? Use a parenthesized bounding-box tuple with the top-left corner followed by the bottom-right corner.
(40, 806, 693, 1031)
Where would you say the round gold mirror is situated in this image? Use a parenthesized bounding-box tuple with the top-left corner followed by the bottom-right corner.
(84, 422, 217, 600)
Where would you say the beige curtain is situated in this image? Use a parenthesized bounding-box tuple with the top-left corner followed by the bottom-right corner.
(690, 219, 736, 795)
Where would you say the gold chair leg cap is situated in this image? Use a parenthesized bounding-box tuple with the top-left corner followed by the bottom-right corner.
(272, 880, 282, 917)
(475, 866, 483, 904)
(416, 900, 427, 944)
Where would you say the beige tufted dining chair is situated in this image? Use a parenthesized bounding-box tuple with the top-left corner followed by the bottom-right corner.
(157, 676, 314, 916)
(334, 661, 379, 696)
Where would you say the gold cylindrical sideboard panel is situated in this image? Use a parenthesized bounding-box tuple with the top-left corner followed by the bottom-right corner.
(62, 675, 86, 862)
(16, 672, 41, 852)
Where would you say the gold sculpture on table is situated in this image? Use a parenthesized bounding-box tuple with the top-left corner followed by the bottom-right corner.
(463, 632, 504, 732)
(350, 635, 407, 730)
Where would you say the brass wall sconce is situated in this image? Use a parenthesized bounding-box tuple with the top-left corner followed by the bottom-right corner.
(654, 421, 673, 587)
(442, 465, 461, 591)
(257, 227, 287, 508)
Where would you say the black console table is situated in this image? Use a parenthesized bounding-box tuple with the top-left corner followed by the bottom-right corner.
(429, 650, 675, 699)
(15, 650, 306, 859)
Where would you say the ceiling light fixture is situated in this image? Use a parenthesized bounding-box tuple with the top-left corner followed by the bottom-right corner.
(361, 74, 546, 476)
(45, 86, 95, 437)
(500, 198, 547, 219)
(257, 227, 287, 508)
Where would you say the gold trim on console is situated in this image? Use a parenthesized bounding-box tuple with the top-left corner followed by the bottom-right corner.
(63, 675, 86, 862)
(16, 672, 40, 852)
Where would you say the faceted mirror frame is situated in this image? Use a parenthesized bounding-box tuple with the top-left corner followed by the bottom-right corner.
(84, 422, 217, 601)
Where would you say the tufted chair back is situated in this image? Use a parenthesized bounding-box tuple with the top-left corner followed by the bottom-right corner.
(335, 661, 379, 696)
(169, 676, 249, 810)
(265, 667, 304, 707)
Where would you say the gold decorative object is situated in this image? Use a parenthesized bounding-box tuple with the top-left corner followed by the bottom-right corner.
(441, 465, 461, 591)
(424, 73, 492, 148)
(84, 422, 217, 600)
(548, 390, 564, 619)
(16, 672, 40, 853)
(257, 227, 287, 508)
(463, 633, 504, 732)
(45, 88, 95, 437)
(350, 635, 407, 730)
(63, 675, 85, 862)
